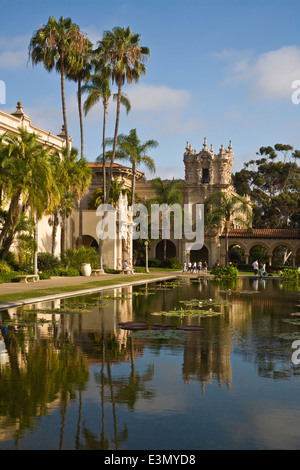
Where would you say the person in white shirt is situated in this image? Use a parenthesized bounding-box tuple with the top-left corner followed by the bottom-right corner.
(252, 260, 259, 275)
(123, 260, 134, 274)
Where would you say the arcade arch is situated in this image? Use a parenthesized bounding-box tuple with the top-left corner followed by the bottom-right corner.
(155, 240, 176, 260)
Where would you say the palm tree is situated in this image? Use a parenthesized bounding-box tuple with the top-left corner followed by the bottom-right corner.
(95, 26, 150, 204)
(28, 16, 89, 156)
(149, 178, 184, 262)
(105, 129, 157, 205)
(67, 44, 93, 248)
(0, 129, 59, 259)
(82, 71, 131, 273)
(49, 146, 92, 255)
(82, 71, 131, 202)
(88, 179, 132, 210)
(205, 191, 252, 265)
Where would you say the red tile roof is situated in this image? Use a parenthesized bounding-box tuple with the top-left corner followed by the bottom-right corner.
(88, 162, 144, 175)
(220, 229, 300, 238)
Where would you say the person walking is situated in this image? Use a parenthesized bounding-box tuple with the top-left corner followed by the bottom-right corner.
(252, 260, 259, 275)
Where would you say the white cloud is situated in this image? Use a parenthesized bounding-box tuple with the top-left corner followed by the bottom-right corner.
(126, 84, 191, 112)
(0, 34, 29, 69)
(218, 46, 300, 100)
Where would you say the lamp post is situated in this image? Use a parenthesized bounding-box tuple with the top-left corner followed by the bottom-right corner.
(145, 240, 149, 273)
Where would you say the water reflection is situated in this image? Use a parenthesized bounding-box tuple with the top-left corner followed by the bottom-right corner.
(0, 277, 299, 449)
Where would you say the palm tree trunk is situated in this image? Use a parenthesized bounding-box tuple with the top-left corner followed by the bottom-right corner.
(60, 52, 70, 157)
(0, 189, 22, 256)
(78, 77, 84, 247)
(225, 222, 229, 265)
(131, 162, 136, 206)
(102, 99, 108, 202)
(105, 81, 122, 205)
(51, 210, 59, 255)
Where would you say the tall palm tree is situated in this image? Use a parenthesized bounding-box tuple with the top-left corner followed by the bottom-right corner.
(95, 26, 150, 204)
(65, 41, 93, 247)
(205, 191, 252, 265)
(82, 72, 131, 201)
(0, 129, 59, 259)
(149, 178, 184, 262)
(106, 128, 157, 205)
(28, 16, 89, 156)
(82, 71, 130, 273)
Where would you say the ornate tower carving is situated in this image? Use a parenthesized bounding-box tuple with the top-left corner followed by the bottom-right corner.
(183, 138, 234, 203)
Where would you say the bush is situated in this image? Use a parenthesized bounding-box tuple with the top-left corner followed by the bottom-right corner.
(0, 260, 11, 272)
(37, 252, 61, 272)
(62, 247, 99, 271)
(0, 271, 28, 283)
(164, 257, 182, 269)
(50, 267, 80, 277)
(39, 272, 52, 280)
(211, 266, 239, 279)
(148, 258, 162, 267)
(279, 267, 300, 281)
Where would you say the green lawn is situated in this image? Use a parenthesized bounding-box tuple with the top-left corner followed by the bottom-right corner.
(0, 273, 174, 304)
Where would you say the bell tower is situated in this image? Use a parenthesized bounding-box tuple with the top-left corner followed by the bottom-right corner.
(183, 137, 234, 204)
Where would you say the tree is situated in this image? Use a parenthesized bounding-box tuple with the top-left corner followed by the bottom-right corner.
(82, 71, 131, 202)
(88, 179, 132, 209)
(65, 39, 94, 247)
(29, 16, 89, 156)
(49, 146, 92, 255)
(106, 129, 157, 205)
(205, 191, 252, 265)
(233, 143, 300, 228)
(95, 26, 150, 204)
(82, 70, 131, 272)
(0, 129, 59, 259)
(148, 178, 184, 262)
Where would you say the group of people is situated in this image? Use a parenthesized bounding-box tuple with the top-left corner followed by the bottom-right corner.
(252, 260, 267, 277)
(182, 261, 208, 273)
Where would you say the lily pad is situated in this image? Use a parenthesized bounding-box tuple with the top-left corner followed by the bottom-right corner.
(129, 329, 186, 342)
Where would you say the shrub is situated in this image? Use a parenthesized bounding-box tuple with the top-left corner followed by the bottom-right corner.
(39, 272, 52, 280)
(164, 257, 182, 269)
(50, 267, 80, 277)
(0, 260, 11, 272)
(62, 247, 99, 271)
(3, 252, 20, 271)
(148, 258, 162, 267)
(211, 265, 239, 279)
(279, 268, 300, 281)
(37, 252, 61, 272)
(0, 271, 27, 283)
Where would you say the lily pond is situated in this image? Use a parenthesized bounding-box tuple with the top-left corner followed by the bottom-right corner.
(0, 276, 300, 450)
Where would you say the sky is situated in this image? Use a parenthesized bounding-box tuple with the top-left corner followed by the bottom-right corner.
(1, 0, 300, 180)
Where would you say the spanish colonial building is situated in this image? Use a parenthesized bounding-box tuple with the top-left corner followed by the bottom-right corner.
(1, 103, 299, 269)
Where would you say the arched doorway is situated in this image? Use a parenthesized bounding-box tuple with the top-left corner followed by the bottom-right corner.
(229, 244, 246, 264)
(249, 245, 268, 265)
(155, 240, 176, 260)
(190, 246, 208, 265)
(78, 235, 99, 250)
(272, 245, 293, 266)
